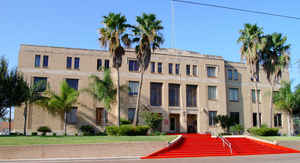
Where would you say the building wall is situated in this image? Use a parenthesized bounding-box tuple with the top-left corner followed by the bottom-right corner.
(14, 44, 290, 135)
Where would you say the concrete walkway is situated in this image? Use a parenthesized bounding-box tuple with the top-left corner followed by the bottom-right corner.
(0, 142, 167, 160)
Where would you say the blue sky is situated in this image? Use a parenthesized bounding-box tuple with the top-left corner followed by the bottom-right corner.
(1, 0, 299, 86)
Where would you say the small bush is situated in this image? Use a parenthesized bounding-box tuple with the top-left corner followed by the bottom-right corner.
(135, 125, 149, 135)
(141, 112, 162, 133)
(230, 124, 244, 135)
(106, 126, 119, 136)
(37, 126, 52, 136)
(120, 118, 131, 125)
(79, 125, 95, 136)
(119, 125, 136, 136)
(32, 132, 38, 136)
(106, 125, 149, 136)
(52, 133, 56, 136)
(248, 127, 279, 136)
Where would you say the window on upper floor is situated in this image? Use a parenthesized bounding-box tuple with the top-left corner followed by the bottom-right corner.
(229, 88, 239, 102)
(208, 86, 217, 100)
(233, 69, 238, 80)
(97, 59, 102, 71)
(128, 81, 139, 96)
(274, 113, 282, 127)
(157, 62, 162, 73)
(150, 83, 162, 106)
(186, 85, 197, 107)
(207, 66, 216, 77)
(209, 111, 217, 126)
(175, 64, 180, 75)
(151, 62, 155, 73)
(169, 84, 180, 106)
(43, 56, 48, 68)
(192, 65, 197, 76)
(227, 69, 233, 80)
(66, 107, 78, 124)
(252, 89, 261, 103)
(186, 65, 190, 76)
(33, 77, 47, 92)
(104, 59, 110, 69)
(230, 112, 240, 125)
(74, 57, 80, 69)
(34, 55, 41, 67)
(66, 78, 79, 90)
(66, 57, 72, 69)
(128, 60, 139, 72)
(96, 107, 108, 125)
(169, 63, 173, 74)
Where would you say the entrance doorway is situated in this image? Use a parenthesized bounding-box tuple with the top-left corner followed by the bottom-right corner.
(187, 114, 197, 133)
(169, 114, 180, 133)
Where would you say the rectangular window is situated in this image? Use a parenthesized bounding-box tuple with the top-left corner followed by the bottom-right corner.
(66, 107, 77, 124)
(128, 108, 135, 122)
(274, 113, 282, 127)
(169, 84, 180, 106)
(97, 59, 102, 70)
(253, 113, 262, 127)
(175, 64, 180, 75)
(151, 62, 155, 73)
(192, 65, 197, 76)
(230, 112, 240, 124)
(207, 66, 216, 77)
(128, 81, 139, 96)
(229, 88, 239, 102)
(96, 108, 107, 125)
(157, 62, 162, 73)
(233, 69, 238, 80)
(169, 63, 173, 74)
(33, 77, 47, 92)
(43, 56, 48, 68)
(104, 59, 110, 69)
(208, 86, 217, 100)
(209, 111, 217, 126)
(252, 89, 261, 103)
(227, 69, 233, 80)
(186, 65, 190, 76)
(186, 85, 197, 107)
(66, 79, 79, 90)
(129, 60, 139, 72)
(150, 83, 162, 106)
(34, 55, 41, 67)
(74, 57, 80, 69)
(66, 57, 72, 69)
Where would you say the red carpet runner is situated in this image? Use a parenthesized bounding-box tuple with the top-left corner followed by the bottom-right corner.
(142, 134, 300, 159)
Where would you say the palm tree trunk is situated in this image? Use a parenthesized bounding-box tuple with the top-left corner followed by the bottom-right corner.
(64, 111, 67, 136)
(133, 68, 144, 126)
(116, 68, 120, 127)
(254, 82, 261, 128)
(9, 107, 11, 135)
(287, 111, 292, 136)
(23, 102, 28, 136)
(269, 80, 274, 128)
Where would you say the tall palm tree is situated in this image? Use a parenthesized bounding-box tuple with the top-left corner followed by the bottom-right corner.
(273, 81, 300, 136)
(237, 23, 264, 128)
(38, 81, 79, 135)
(99, 12, 130, 126)
(261, 33, 290, 127)
(132, 13, 164, 126)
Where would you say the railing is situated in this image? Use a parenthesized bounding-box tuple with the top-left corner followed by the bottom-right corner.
(218, 136, 232, 155)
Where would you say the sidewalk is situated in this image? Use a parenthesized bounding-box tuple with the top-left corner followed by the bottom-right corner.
(0, 141, 167, 160)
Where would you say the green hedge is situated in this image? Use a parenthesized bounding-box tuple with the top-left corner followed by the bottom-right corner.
(248, 127, 279, 136)
(106, 125, 149, 136)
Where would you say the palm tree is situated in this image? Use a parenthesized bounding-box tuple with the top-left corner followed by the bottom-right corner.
(261, 33, 290, 127)
(237, 23, 264, 128)
(38, 81, 79, 135)
(99, 12, 131, 127)
(83, 69, 117, 112)
(132, 13, 164, 126)
(273, 81, 300, 136)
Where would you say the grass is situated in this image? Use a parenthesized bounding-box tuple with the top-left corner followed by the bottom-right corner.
(257, 136, 300, 141)
(0, 135, 177, 146)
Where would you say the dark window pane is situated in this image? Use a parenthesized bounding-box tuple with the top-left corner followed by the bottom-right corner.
(208, 86, 216, 100)
(33, 77, 47, 92)
(192, 65, 197, 76)
(207, 66, 216, 77)
(43, 56, 48, 68)
(129, 60, 139, 72)
(151, 62, 155, 73)
(175, 64, 180, 75)
(74, 57, 80, 69)
(96, 108, 107, 125)
(169, 63, 173, 74)
(128, 108, 135, 122)
(169, 84, 180, 106)
(97, 59, 102, 70)
(209, 111, 217, 126)
(104, 60, 109, 69)
(253, 113, 261, 127)
(229, 88, 239, 102)
(227, 69, 233, 80)
(35, 55, 40, 67)
(230, 112, 240, 124)
(186, 65, 190, 75)
(66, 57, 72, 69)
(274, 113, 282, 127)
(186, 85, 197, 107)
(128, 81, 139, 96)
(234, 69, 238, 80)
(66, 79, 79, 90)
(66, 107, 77, 124)
(150, 83, 162, 106)
(157, 63, 162, 73)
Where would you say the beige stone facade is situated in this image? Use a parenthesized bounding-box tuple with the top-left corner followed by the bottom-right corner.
(14, 44, 290, 135)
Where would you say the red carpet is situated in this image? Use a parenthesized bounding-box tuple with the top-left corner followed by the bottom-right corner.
(142, 134, 300, 159)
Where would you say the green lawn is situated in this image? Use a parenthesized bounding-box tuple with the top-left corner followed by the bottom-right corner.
(257, 136, 300, 141)
(0, 135, 177, 146)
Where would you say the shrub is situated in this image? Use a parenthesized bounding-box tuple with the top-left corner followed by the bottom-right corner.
(37, 126, 52, 136)
(52, 133, 56, 136)
(31, 132, 38, 136)
(135, 125, 149, 135)
(119, 125, 136, 136)
(230, 124, 244, 135)
(215, 115, 235, 132)
(120, 118, 131, 125)
(79, 125, 95, 136)
(141, 111, 162, 132)
(106, 126, 119, 136)
(106, 125, 149, 136)
(248, 127, 279, 136)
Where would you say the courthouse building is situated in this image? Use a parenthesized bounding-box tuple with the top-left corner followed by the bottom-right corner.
(14, 44, 290, 134)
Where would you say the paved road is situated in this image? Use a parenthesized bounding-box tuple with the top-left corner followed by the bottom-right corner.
(3, 154, 300, 163)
